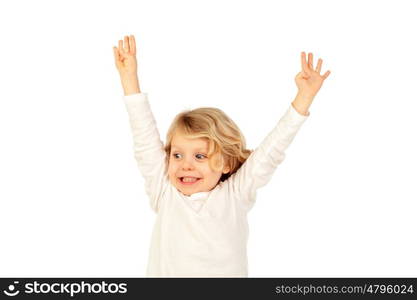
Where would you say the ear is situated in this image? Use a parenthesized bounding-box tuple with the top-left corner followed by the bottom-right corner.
(221, 155, 231, 174)
(222, 164, 230, 174)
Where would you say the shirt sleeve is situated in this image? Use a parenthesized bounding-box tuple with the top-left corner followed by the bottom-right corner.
(228, 103, 309, 211)
(123, 93, 170, 213)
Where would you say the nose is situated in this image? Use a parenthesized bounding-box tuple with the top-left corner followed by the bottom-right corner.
(181, 157, 195, 170)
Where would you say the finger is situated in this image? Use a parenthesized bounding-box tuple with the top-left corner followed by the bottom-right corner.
(113, 47, 123, 68)
(322, 70, 331, 80)
(113, 46, 119, 60)
(130, 35, 136, 55)
(124, 35, 130, 53)
(118, 40, 124, 53)
(308, 52, 313, 70)
(316, 58, 323, 73)
(295, 71, 303, 80)
(301, 52, 309, 76)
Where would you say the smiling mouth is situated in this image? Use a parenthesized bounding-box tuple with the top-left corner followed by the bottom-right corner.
(178, 177, 202, 185)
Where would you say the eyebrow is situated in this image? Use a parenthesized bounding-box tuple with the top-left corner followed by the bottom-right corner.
(171, 145, 208, 152)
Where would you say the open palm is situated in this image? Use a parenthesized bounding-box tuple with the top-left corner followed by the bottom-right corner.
(113, 35, 138, 76)
(295, 52, 331, 98)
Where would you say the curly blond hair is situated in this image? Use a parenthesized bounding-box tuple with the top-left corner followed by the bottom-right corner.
(164, 107, 252, 181)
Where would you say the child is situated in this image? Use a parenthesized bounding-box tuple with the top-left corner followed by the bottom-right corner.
(113, 35, 330, 277)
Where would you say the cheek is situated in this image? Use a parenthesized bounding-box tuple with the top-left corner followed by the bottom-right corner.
(198, 163, 212, 173)
(167, 161, 178, 177)
(200, 164, 221, 180)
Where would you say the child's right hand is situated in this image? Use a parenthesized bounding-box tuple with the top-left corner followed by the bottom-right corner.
(113, 35, 138, 78)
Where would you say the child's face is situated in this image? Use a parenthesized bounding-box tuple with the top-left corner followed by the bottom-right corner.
(168, 132, 230, 196)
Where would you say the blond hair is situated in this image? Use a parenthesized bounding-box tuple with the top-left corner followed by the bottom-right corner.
(164, 107, 252, 181)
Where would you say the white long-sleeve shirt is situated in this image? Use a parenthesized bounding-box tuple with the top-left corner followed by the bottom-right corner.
(123, 93, 309, 277)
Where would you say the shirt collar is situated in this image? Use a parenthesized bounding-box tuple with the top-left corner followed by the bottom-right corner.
(183, 191, 210, 201)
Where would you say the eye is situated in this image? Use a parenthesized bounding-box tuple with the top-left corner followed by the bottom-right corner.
(195, 153, 206, 160)
(172, 153, 182, 159)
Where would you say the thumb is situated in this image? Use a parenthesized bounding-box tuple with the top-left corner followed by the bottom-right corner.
(295, 72, 304, 80)
(113, 47, 120, 61)
(113, 47, 123, 68)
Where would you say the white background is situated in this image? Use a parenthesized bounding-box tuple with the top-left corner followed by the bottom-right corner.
(1, 0, 416, 277)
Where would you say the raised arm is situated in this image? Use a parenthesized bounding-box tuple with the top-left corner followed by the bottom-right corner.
(114, 35, 169, 213)
(229, 52, 331, 211)
(228, 101, 309, 211)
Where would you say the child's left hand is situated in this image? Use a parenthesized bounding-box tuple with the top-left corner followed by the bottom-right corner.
(295, 52, 331, 98)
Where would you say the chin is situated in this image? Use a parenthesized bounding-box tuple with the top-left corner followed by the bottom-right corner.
(177, 184, 204, 196)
